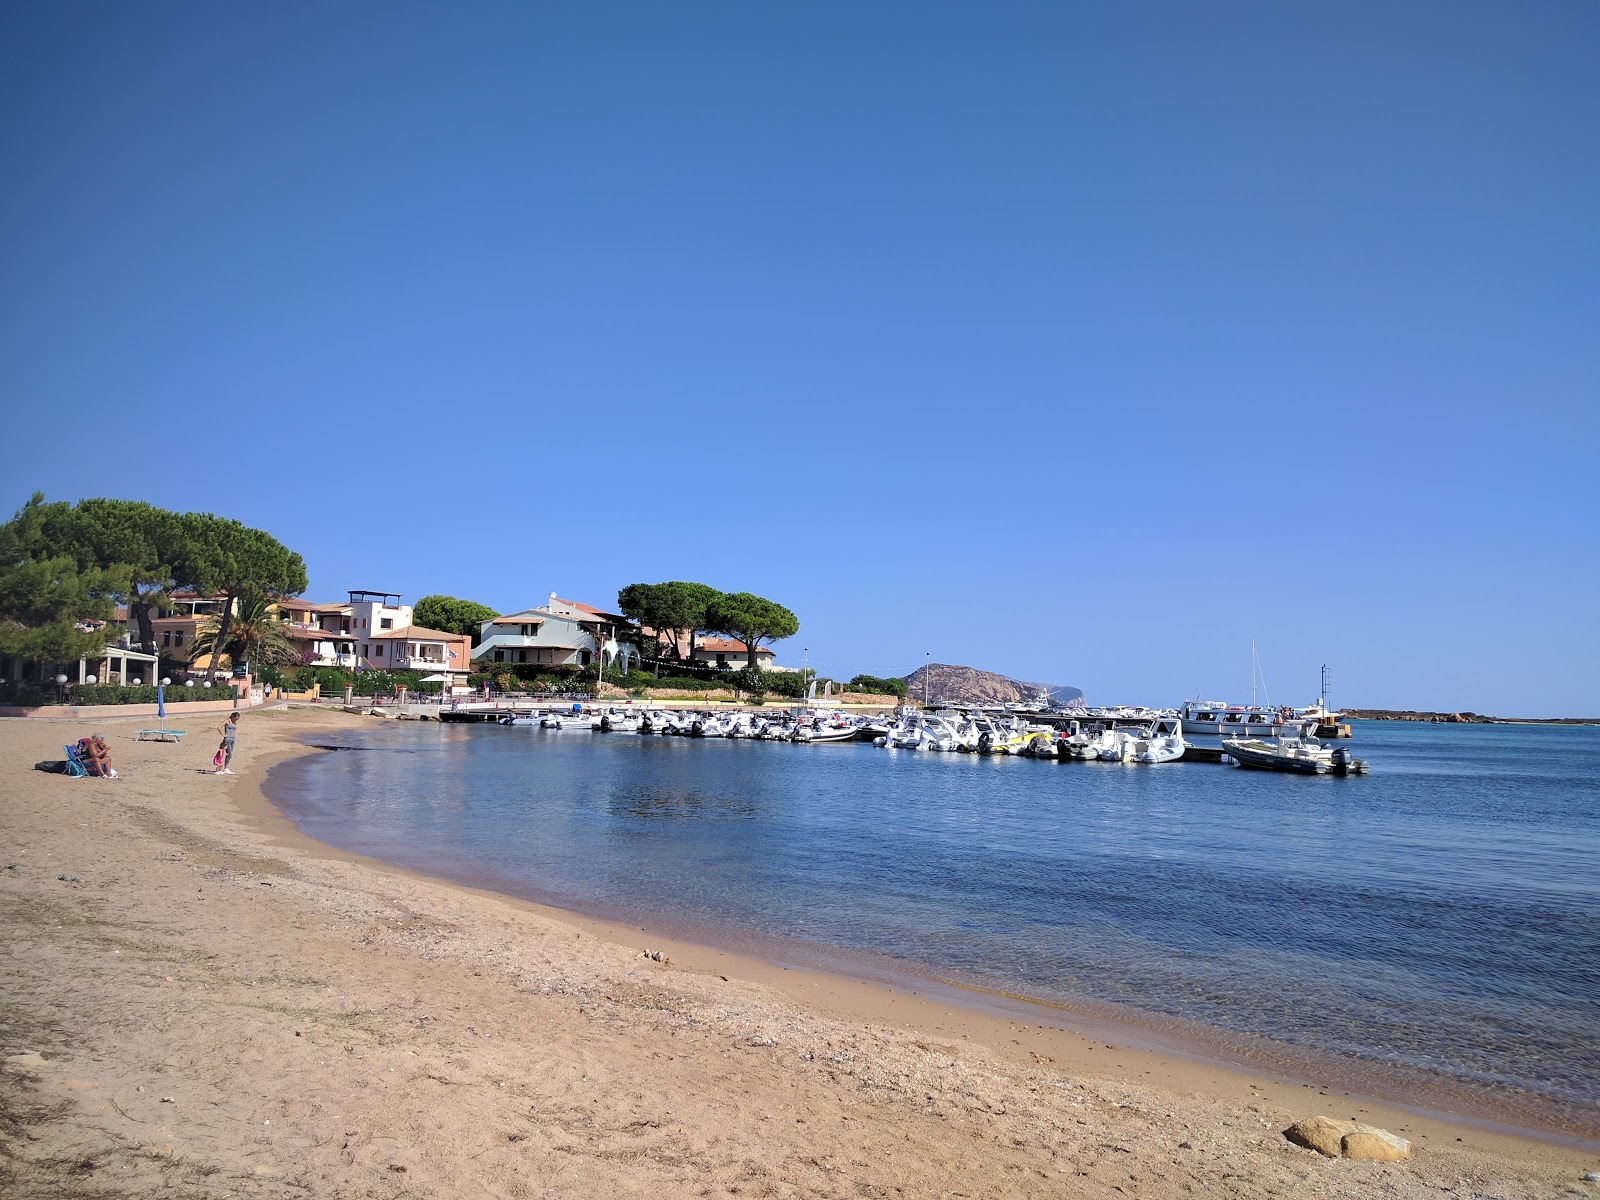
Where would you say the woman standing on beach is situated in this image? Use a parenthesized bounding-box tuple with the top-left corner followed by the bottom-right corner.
(213, 711, 240, 775)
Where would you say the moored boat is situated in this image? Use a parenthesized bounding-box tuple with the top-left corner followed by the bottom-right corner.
(1223, 724, 1368, 775)
(1180, 699, 1289, 737)
(1133, 716, 1186, 764)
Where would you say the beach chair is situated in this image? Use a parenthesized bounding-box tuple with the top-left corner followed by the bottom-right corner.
(63, 744, 90, 778)
(137, 685, 185, 741)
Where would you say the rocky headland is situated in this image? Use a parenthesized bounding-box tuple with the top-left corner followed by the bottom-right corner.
(900, 663, 1082, 707)
(1345, 709, 1599, 726)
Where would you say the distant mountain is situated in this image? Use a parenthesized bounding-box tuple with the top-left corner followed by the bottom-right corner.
(1040, 683, 1086, 707)
(900, 663, 1083, 707)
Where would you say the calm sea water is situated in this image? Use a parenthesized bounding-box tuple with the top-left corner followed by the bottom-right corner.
(269, 719, 1600, 1134)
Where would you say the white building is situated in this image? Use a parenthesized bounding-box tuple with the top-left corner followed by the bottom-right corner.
(474, 593, 641, 673)
(691, 637, 776, 671)
(337, 591, 469, 677)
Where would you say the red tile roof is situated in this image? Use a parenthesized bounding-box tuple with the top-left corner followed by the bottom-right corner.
(696, 638, 774, 656)
(553, 597, 629, 623)
(283, 625, 351, 641)
(367, 625, 467, 642)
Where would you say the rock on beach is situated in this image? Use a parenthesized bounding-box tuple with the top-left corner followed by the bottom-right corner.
(1285, 1115, 1412, 1161)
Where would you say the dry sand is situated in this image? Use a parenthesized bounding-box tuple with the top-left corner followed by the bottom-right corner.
(1, 708, 1594, 1199)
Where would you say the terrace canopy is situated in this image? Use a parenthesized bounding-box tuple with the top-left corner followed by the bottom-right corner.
(79, 645, 160, 686)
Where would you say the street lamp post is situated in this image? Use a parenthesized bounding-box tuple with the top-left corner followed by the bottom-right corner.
(802, 647, 808, 701)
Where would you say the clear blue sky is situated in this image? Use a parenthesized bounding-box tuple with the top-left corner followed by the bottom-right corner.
(3, 2, 1596, 716)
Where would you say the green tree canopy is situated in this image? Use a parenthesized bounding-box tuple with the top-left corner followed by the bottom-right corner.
(191, 590, 302, 671)
(704, 592, 799, 668)
(0, 494, 130, 666)
(413, 595, 498, 644)
(170, 513, 308, 677)
(848, 674, 908, 698)
(41, 498, 189, 656)
(0, 494, 307, 677)
(617, 581, 723, 660)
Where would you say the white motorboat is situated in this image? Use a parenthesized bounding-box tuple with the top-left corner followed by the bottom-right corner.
(794, 715, 861, 743)
(600, 710, 642, 732)
(1094, 729, 1138, 762)
(880, 715, 925, 748)
(1019, 730, 1059, 758)
(920, 715, 966, 752)
(1132, 717, 1186, 764)
(1223, 724, 1369, 775)
(498, 713, 539, 726)
(1061, 727, 1102, 759)
(1179, 699, 1288, 737)
(972, 716, 1034, 755)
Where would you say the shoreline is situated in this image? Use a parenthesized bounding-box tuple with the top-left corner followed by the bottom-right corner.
(262, 723, 1598, 1149)
(2, 707, 1594, 1197)
(1344, 711, 1600, 726)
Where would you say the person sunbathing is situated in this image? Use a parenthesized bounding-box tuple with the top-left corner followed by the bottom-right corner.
(78, 735, 115, 778)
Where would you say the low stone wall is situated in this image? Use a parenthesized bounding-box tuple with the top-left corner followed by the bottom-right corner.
(0, 698, 266, 721)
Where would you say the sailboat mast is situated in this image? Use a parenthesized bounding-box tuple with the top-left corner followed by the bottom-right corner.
(1249, 640, 1271, 708)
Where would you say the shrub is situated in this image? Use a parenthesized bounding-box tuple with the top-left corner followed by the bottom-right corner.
(848, 674, 907, 698)
(70, 683, 238, 706)
(281, 667, 444, 696)
(0, 682, 56, 706)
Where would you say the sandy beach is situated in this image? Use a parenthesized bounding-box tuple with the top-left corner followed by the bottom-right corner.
(1, 708, 1593, 1198)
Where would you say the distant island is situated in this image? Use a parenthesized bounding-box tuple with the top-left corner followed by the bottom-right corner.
(1344, 709, 1599, 726)
(900, 663, 1082, 707)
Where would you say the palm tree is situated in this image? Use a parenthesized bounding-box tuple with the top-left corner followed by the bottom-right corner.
(190, 591, 301, 674)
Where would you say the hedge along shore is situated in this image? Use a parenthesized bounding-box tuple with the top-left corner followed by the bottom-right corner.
(0, 709, 1592, 1199)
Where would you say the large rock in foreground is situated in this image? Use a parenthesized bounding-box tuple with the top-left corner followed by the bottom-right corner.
(1284, 1116, 1411, 1161)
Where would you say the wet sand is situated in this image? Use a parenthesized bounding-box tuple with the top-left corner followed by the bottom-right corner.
(2, 707, 1593, 1198)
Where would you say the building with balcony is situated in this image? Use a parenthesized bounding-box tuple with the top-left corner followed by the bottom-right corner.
(474, 592, 641, 673)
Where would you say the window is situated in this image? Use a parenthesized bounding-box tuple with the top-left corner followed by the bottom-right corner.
(162, 631, 171, 647)
(580, 650, 591, 667)
(174, 631, 184, 647)
(374, 644, 384, 657)
(493, 650, 504, 662)
(380, 618, 394, 630)
(518, 649, 527, 664)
